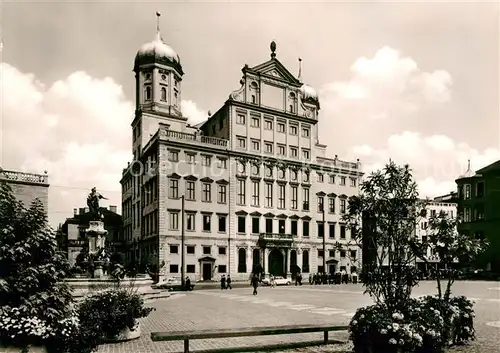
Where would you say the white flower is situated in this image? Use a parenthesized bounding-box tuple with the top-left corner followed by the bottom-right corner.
(414, 333, 423, 343)
(380, 329, 387, 334)
(389, 338, 397, 345)
(392, 323, 400, 331)
(399, 339, 405, 345)
(359, 314, 365, 319)
(351, 320, 358, 326)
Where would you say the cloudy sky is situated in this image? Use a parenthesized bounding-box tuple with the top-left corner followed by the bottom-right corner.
(1, 1, 498, 227)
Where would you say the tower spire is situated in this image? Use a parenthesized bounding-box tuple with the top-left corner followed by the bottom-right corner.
(270, 40, 276, 59)
(156, 11, 162, 40)
(298, 57, 302, 81)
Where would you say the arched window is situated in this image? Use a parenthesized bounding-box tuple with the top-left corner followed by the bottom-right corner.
(174, 92, 178, 106)
(251, 95, 256, 104)
(161, 87, 167, 101)
(145, 86, 152, 101)
(302, 250, 309, 273)
(238, 248, 247, 273)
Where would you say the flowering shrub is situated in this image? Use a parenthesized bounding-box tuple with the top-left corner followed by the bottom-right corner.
(448, 296, 475, 344)
(77, 287, 155, 341)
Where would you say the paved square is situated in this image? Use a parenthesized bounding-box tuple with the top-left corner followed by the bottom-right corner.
(97, 281, 500, 353)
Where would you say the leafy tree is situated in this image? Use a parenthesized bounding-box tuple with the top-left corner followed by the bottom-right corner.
(339, 161, 428, 310)
(415, 211, 489, 301)
(0, 182, 73, 349)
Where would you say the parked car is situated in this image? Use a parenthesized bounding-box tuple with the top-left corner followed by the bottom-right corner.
(153, 277, 195, 291)
(261, 276, 291, 286)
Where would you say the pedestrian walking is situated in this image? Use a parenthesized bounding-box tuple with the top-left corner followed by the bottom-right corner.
(226, 274, 232, 290)
(185, 276, 192, 291)
(220, 274, 226, 290)
(251, 274, 259, 295)
(308, 273, 313, 285)
(270, 274, 276, 288)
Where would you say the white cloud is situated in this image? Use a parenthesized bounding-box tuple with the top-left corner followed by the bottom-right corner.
(0, 63, 206, 227)
(181, 100, 207, 125)
(320, 46, 452, 120)
(348, 131, 500, 198)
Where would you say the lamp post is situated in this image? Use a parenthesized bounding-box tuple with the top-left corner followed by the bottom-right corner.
(181, 195, 186, 288)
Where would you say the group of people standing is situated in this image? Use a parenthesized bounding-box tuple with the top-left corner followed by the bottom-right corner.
(220, 274, 232, 290)
(309, 272, 358, 285)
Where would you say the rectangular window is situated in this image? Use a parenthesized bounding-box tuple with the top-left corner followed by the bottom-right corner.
(329, 223, 335, 238)
(277, 122, 286, 133)
(303, 221, 310, 237)
(317, 222, 324, 238)
(290, 125, 298, 135)
(251, 140, 260, 151)
(291, 220, 297, 236)
(186, 181, 195, 200)
(237, 114, 246, 124)
(340, 176, 346, 185)
(202, 156, 211, 166)
(202, 215, 211, 231)
(169, 212, 179, 230)
(252, 217, 260, 234)
(340, 199, 346, 214)
(266, 218, 273, 233)
(238, 180, 246, 205)
(251, 117, 260, 127)
(187, 265, 195, 273)
(291, 186, 298, 209)
(329, 175, 335, 184)
(265, 183, 273, 207)
(278, 145, 286, 156)
(169, 245, 178, 254)
(302, 149, 310, 160)
(218, 215, 226, 232)
(329, 197, 335, 213)
(318, 249, 324, 258)
(350, 250, 357, 259)
(318, 196, 324, 213)
(218, 185, 227, 203)
(278, 184, 285, 209)
(340, 224, 346, 239)
(290, 147, 298, 158)
(187, 245, 195, 254)
(265, 142, 273, 153)
(169, 264, 179, 273)
(317, 173, 324, 183)
(350, 177, 357, 187)
(340, 250, 346, 258)
(217, 158, 227, 169)
(302, 188, 310, 211)
(202, 183, 211, 202)
(168, 150, 179, 162)
(186, 213, 195, 231)
(203, 246, 211, 255)
(464, 207, 471, 222)
(302, 128, 310, 138)
(265, 120, 273, 130)
(219, 247, 226, 255)
(238, 216, 246, 233)
(169, 179, 178, 198)
(329, 250, 335, 258)
(218, 265, 227, 273)
(238, 138, 246, 148)
(252, 181, 260, 206)
(278, 219, 285, 234)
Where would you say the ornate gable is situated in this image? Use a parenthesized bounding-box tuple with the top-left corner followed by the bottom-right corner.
(247, 59, 301, 86)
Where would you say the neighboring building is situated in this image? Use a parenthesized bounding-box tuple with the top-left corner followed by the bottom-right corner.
(120, 21, 364, 281)
(59, 206, 123, 266)
(0, 168, 49, 214)
(415, 197, 458, 271)
(455, 160, 500, 273)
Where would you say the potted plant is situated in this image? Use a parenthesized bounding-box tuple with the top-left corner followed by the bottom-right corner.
(77, 287, 155, 343)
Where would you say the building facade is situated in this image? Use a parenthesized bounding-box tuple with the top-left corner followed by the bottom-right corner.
(415, 198, 457, 271)
(0, 168, 49, 215)
(455, 160, 500, 273)
(59, 206, 123, 267)
(121, 22, 364, 281)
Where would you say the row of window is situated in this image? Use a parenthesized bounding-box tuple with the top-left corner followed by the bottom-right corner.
(168, 244, 356, 260)
(460, 204, 485, 223)
(168, 212, 227, 232)
(236, 115, 310, 137)
(459, 181, 485, 200)
(236, 138, 311, 159)
(169, 180, 227, 203)
(168, 150, 228, 168)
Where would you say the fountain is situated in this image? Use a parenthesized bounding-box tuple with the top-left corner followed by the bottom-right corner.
(65, 188, 159, 300)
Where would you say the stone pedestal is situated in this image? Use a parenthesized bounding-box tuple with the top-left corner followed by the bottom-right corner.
(93, 261, 105, 279)
(87, 221, 107, 254)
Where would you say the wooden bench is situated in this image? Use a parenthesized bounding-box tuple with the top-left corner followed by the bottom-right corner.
(151, 324, 349, 353)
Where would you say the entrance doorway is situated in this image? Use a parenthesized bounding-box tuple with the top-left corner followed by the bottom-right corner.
(268, 249, 284, 276)
(202, 263, 212, 281)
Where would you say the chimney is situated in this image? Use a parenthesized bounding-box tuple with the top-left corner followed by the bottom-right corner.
(73, 208, 78, 216)
(109, 205, 117, 213)
(79, 208, 85, 215)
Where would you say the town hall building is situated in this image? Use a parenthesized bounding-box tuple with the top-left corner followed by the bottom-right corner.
(121, 15, 364, 281)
